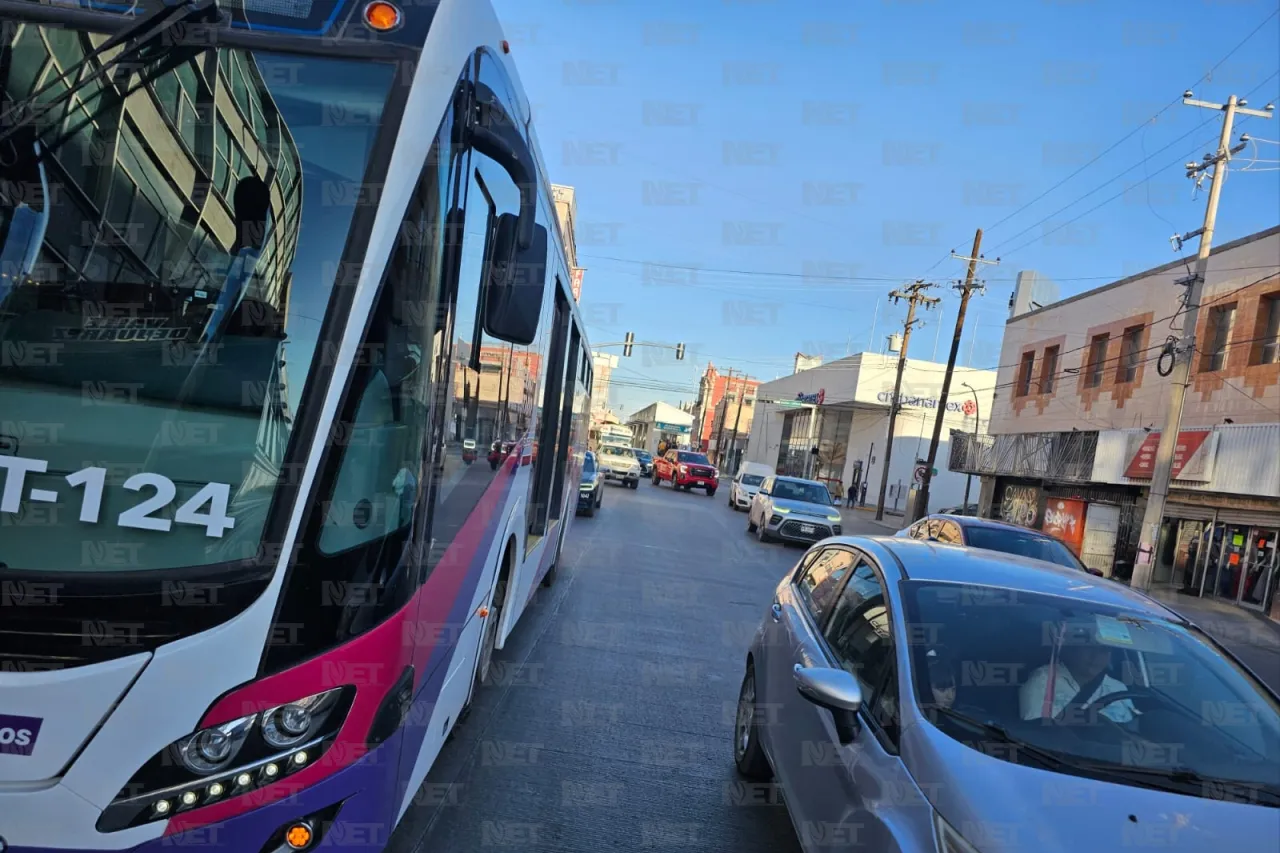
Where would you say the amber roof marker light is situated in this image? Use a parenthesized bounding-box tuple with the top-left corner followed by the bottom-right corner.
(362, 1, 403, 32)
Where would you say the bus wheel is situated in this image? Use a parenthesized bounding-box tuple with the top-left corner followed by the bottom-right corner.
(476, 544, 513, 688)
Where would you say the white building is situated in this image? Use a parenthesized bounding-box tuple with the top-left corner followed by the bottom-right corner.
(628, 401, 695, 455)
(591, 351, 618, 414)
(743, 353, 996, 513)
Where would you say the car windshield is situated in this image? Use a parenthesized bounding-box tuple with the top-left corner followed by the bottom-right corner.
(741, 474, 764, 487)
(677, 452, 710, 464)
(602, 446, 634, 458)
(904, 581, 1280, 800)
(0, 28, 395, 572)
(965, 526, 1084, 570)
(772, 480, 832, 505)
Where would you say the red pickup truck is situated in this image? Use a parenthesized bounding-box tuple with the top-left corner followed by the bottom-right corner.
(652, 449, 719, 496)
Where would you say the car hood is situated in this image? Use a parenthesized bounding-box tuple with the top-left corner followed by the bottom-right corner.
(769, 497, 838, 518)
(598, 454, 639, 469)
(901, 718, 1278, 852)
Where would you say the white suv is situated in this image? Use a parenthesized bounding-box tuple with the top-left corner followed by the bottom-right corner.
(597, 444, 641, 488)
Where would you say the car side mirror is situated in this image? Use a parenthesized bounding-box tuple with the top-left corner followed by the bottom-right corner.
(758, 488, 769, 496)
(794, 665, 862, 743)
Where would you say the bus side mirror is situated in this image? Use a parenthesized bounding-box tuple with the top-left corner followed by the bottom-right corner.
(484, 214, 547, 345)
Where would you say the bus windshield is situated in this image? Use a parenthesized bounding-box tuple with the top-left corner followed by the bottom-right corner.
(0, 26, 396, 572)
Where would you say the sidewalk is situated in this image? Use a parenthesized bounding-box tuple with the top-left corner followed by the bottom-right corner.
(838, 505, 906, 534)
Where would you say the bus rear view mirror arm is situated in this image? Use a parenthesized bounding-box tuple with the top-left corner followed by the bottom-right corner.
(459, 81, 537, 251)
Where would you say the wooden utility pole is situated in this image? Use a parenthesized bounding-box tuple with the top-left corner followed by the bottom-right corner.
(713, 367, 735, 466)
(727, 375, 749, 476)
(1131, 91, 1272, 590)
(875, 281, 939, 521)
(912, 230, 999, 522)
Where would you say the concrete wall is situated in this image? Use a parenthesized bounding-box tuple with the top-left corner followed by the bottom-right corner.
(991, 227, 1280, 435)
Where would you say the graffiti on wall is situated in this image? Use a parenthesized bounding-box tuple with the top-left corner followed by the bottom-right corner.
(1001, 485, 1039, 528)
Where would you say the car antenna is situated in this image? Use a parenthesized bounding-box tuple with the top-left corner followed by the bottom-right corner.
(0, 0, 222, 147)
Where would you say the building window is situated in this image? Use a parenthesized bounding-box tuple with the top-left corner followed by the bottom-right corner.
(1200, 303, 1236, 373)
(1016, 351, 1035, 396)
(1039, 345, 1059, 394)
(1117, 325, 1144, 384)
(1253, 293, 1280, 366)
(1085, 334, 1108, 388)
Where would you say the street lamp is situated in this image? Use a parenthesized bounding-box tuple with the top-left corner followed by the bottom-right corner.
(960, 382, 981, 512)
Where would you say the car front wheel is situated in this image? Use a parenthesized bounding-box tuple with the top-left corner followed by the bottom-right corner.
(734, 663, 772, 780)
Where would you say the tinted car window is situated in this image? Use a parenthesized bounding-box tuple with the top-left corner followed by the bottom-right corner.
(964, 526, 1082, 569)
(677, 451, 711, 464)
(824, 560, 894, 697)
(741, 474, 765, 486)
(796, 548, 856, 628)
(772, 480, 833, 504)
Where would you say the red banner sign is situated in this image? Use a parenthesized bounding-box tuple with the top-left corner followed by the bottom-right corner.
(1124, 430, 1210, 480)
(1042, 498, 1086, 556)
(571, 268, 585, 301)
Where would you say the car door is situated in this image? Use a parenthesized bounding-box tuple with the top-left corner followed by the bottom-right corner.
(762, 547, 857, 807)
(779, 551, 921, 851)
(750, 476, 770, 524)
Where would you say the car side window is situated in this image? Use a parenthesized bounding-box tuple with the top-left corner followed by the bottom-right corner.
(761, 477, 773, 494)
(908, 520, 927, 539)
(795, 547, 856, 629)
(937, 521, 963, 544)
(869, 656, 900, 740)
(823, 557, 894, 702)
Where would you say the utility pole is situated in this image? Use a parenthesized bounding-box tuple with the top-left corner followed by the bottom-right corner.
(875, 280, 939, 521)
(1130, 90, 1272, 592)
(714, 368, 735, 467)
(727, 374, 749, 476)
(912, 230, 999, 522)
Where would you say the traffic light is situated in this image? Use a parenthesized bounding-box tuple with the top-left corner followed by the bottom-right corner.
(623, 331, 634, 357)
(675, 342, 685, 361)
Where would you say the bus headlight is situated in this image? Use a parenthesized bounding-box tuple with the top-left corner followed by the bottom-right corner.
(174, 715, 254, 774)
(98, 687, 353, 833)
(262, 688, 343, 749)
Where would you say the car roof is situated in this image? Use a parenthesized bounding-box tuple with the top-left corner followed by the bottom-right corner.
(774, 476, 824, 485)
(825, 535, 1183, 620)
(922, 514, 1056, 536)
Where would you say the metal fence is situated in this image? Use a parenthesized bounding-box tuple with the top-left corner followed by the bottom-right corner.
(949, 430, 1098, 483)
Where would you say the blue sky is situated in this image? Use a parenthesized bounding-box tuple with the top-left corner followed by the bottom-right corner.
(491, 0, 1280, 417)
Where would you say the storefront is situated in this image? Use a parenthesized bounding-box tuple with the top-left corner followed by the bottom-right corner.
(1158, 498, 1280, 615)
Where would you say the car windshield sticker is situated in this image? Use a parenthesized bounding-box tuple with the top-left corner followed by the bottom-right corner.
(1095, 615, 1134, 646)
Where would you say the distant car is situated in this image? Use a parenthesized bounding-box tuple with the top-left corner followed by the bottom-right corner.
(734, 535, 1280, 853)
(577, 451, 602, 516)
(937, 502, 979, 516)
(635, 449, 653, 476)
(747, 475, 842, 545)
(597, 444, 641, 488)
(652, 449, 718, 496)
(899, 514, 1105, 576)
(488, 440, 515, 470)
(729, 461, 774, 511)
(462, 438, 477, 464)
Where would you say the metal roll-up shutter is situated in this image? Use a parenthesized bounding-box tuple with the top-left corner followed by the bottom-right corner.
(1214, 508, 1280, 528)
(1166, 503, 1218, 522)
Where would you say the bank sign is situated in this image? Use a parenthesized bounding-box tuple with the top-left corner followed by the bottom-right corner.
(796, 389, 825, 405)
(877, 390, 976, 415)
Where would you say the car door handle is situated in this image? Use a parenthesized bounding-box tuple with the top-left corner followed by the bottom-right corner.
(770, 603, 782, 622)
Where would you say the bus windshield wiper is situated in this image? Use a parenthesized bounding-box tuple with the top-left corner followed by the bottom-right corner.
(0, 0, 222, 147)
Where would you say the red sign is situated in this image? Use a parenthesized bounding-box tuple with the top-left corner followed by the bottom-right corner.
(1124, 430, 1210, 480)
(571, 268, 585, 301)
(1042, 498, 1086, 556)
(962, 399, 977, 416)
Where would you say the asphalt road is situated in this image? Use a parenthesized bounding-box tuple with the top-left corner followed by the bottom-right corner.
(387, 477, 819, 853)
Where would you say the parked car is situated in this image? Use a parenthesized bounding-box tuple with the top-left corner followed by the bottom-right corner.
(597, 444, 641, 488)
(734, 535, 1280, 853)
(747, 475, 842, 544)
(488, 439, 515, 470)
(577, 451, 602, 516)
(635, 449, 653, 476)
(937, 501, 979, 516)
(652, 449, 719, 496)
(462, 438, 477, 464)
(728, 461, 774, 511)
(899, 514, 1105, 577)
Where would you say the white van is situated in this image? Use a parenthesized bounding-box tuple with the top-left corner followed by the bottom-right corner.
(728, 462, 774, 511)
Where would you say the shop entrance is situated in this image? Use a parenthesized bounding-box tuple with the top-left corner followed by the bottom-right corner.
(1175, 517, 1280, 612)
